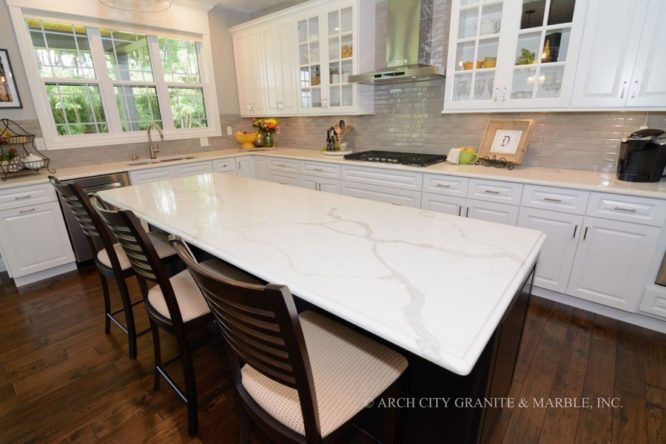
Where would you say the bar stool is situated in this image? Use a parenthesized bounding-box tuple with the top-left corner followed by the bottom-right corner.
(171, 237, 409, 443)
(49, 176, 176, 359)
(93, 195, 262, 436)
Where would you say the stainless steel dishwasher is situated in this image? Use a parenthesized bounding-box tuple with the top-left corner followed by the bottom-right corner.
(57, 172, 130, 263)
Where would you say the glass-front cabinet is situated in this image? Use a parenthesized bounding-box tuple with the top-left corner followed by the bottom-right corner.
(444, 0, 586, 111)
(294, 0, 374, 115)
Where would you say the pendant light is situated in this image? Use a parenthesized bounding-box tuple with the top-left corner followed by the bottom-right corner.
(98, 0, 172, 12)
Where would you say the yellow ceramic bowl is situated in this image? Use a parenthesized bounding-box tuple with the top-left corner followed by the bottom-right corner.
(235, 131, 258, 149)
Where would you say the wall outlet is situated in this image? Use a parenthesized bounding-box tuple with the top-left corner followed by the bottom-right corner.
(199, 137, 209, 147)
(226, 126, 233, 136)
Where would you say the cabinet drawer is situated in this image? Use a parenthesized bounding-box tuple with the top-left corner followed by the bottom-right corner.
(213, 158, 236, 173)
(268, 158, 301, 174)
(468, 179, 522, 205)
(639, 286, 666, 320)
(342, 166, 422, 191)
(521, 185, 589, 215)
(423, 174, 468, 197)
(129, 167, 173, 185)
(342, 182, 421, 208)
(301, 161, 340, 179)
(268, 172, 301, 187)
(421, 192, 466, 216)
(586, 192, 666, 226)
(173, 161, 212, 177)
(467, 200, 519, 225)
(0, 183, 55, 211)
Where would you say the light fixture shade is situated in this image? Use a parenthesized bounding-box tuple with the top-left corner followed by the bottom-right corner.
(99, 0, 172, 12)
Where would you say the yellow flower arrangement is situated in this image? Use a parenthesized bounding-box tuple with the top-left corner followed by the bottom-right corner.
(253, 118, 279, 133)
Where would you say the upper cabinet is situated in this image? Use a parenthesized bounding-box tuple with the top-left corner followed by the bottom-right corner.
(444, 0, 586, 112)
(571, 0, 666, 109)
(231, 0, 374, 117)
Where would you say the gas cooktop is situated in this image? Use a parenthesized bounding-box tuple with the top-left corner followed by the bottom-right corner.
(343, 150, 447, 167)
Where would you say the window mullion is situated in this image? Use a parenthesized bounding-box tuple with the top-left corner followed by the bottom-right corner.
(87, 27, 122, 134)
(148, 35, 174, 131)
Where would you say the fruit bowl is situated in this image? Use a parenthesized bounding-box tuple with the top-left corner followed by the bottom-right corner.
(234, 131, 258, 149)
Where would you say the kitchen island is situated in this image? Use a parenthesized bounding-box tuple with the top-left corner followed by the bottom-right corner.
(99, 173, 545, 442)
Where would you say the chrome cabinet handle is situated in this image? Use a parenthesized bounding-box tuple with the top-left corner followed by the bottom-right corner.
(484, 190, 500, 194)
(14, 195, 32, 200)
(19, 208, 36, 214)
(544, 197, 562, 203)
(277, 164, 286, 167)
(493, 87, 499, 101)
(502, 87, 508, 101)
(465, 207, 470, 217)
(436, 183, 450, 188)
(572, 224, 578, 238)
(620, 81, 628, 99)
(390, 202, 401, 206)
(322, 98, 329, 108)
(614, 206, 636, 213)
(583, 226, 589, 240)
(631, 80, 639, 99)
(313, 168, 323, 172)
(458, 205, 462, 217)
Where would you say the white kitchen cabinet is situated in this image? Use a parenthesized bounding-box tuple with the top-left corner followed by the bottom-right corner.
(466, 199, 519, 225)
(235, 157, 255, 178)
(444, 0, 586, 111)
(571, 0, 666, 109)
(213, 158, 237, 174)
(262, 19, 299, 115)
(0, 201, 75, 283)
(232, 27, 267, 117)
(566, 217, 661, 312)
(518, 207, 583, 293)
(129, 166, 173, 185)
(301, 175, 341, 193)
(254, 157, 269, 180)
(422, 193, 466, 216)
(342, 182, 421, 208)
(173, 160, 212, 177)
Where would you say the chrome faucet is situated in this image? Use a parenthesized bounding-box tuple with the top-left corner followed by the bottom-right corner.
(147, 123, 163, 160)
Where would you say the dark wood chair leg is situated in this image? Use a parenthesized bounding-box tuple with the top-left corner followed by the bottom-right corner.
(99, 273, 111, 334)
(238, 402, 251, 444)
(150, 319, 161, 391)
(115, 275, 138, 359)
(137, 275, 148, 300)
(180, 342, 199, 437)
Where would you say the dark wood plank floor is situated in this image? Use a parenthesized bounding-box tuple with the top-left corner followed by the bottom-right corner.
(1, 265, 665, 443)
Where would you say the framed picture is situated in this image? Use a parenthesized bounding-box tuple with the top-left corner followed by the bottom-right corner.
(479, 119, 534, 164)
(0, 49, 22, 109)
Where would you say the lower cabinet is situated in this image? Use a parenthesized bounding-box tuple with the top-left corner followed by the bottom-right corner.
(518, 207, 583, 293)
(173, 160, 213, 177)
(342, 182, 421, 207)
(421, 192, 519, 225)
(301, 176, 341, 193)
(0, 201, 75, 280)
(566, 217, 661, 312)
(236, 157, 255, 177)
(213, 158, 237, 174)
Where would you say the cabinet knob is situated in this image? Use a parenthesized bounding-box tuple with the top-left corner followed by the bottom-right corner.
(620, 81, 628, 99)
(277, 100, 284, 109)
(493, 88, 499, 101)
(322, 98, 329, 108)
(502, 87, 508, 101)
(630, 80, 639, 99)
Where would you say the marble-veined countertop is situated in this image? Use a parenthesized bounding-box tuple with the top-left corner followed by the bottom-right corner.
(3, 147, 666, 200)
(99, 173, 545, 375)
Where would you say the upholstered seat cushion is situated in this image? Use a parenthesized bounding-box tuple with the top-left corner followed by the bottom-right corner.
(241, 310, 408, 438)
(97, 231, 175, 270)
(147, 259, 263, 323)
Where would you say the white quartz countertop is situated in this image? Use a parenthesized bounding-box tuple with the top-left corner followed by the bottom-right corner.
(99, 173, 545, 375)
(3, 147, 666, 199)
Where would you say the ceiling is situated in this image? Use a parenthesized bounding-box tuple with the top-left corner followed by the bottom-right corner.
(212, 0, 295, 13)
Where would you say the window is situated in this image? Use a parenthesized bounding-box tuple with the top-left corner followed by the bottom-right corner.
(21, 16, 215, 148)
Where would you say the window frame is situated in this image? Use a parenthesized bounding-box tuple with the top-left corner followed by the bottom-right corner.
(8, 4, 221, 150)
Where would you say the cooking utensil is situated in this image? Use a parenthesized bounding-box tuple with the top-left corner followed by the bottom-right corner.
(339, 120, 346, 134)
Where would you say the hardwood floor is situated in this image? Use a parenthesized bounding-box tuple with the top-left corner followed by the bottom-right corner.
(0, 265, 665, 443)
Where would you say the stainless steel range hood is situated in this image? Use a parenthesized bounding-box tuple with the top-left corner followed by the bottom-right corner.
(349, 0, 444, 84)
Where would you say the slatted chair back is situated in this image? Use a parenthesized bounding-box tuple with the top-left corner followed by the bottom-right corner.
(171, 238, 322, 440)
(93, 195, 186, 326)
(49, 176, 122, 272)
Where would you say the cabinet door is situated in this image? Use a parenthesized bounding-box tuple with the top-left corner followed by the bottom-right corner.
(567, 217, 660, 311)
(518, 207, 583, 292)
(421, 192, 465, 216)
(233, 28, 266, 116)
(301, 176, 341, 193)
(0, 202, 75, 278)
(325, 3, 356, 111)
(236, 157, 255, 178)
(501, 0, 586, 108)
(570, 0, 648, 108)
(263, 20, 298, 115)
(213, 158, 237, 174)
(625, 0, 666, 108)
(129, 166, 173, 185)
(444, 0, 509, 110)
(254, 157, 269, 181)
(466, 200, 519, 225)
(296, 13, 325, 112)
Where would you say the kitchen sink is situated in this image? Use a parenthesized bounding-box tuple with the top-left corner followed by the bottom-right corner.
(127, 155, 195, 166)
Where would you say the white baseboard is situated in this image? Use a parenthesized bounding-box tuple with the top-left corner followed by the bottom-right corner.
(13, 262, 77, 288)
(532, 286, 666, 334)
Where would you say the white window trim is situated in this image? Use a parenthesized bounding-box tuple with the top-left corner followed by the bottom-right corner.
(7, 1, 221, 150)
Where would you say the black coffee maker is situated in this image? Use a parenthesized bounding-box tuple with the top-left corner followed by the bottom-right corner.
(617, 129, 666, 182)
